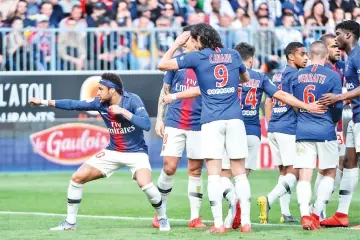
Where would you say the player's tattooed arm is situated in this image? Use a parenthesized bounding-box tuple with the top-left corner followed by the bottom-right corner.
(156, 83, 171, 137)
(264, 97, 273, 122)
(163, 87, 201, 104)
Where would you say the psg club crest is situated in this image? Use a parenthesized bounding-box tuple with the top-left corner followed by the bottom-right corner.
(30, 123, 110, 165)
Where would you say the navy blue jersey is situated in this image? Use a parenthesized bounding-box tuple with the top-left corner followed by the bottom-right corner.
(176, 48, 247, 124)
(292, 64, 343, 141)
(164, 69, 202, 131)
(325, 60, 345, 86)
(345, 46, 360, 123)
(55, 91, 149, 153)
(240, 69, 279, 138)
(267, 65, 298, 135)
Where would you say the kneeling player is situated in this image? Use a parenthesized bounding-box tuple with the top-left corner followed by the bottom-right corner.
(292, 41, 342, 230)
(29, 73, 170, 231)
(221, 42, 326, 228)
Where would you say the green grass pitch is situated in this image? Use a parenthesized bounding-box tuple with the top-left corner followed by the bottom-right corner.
(0, 170, 360, 240)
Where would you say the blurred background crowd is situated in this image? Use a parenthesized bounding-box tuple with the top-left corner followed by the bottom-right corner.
(0, 0, 359, 72)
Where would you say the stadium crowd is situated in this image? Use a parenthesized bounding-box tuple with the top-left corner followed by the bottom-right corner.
(0, 0, 359, 71)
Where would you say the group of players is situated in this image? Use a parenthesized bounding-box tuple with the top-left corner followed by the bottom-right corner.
(28, 19, 360, 233)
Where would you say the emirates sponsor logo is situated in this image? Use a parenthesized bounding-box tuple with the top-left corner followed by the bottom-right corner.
(30, 123, 110, 165)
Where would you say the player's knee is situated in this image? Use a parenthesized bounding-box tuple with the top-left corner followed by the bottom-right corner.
(188, 160, 203, 177)
(221, 169, 232, 178)
(71, 172, 87, 184)
(163, 164, 177, 176)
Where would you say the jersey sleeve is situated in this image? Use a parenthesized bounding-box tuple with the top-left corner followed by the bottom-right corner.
(330, 75, 343, 123)
(129, 94, 151, 131)
(163, 70, 175, 85)
(351, 57, 360, 82)
(176, 51, 200, 69)
(262, 74, 279, 97)
(55, 98, 100, 111)
(234, 51, 246, 74)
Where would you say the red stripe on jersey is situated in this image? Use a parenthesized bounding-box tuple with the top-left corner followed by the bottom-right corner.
(178, 98, 193, 130)
(311, 64, 318, 72)
(108, 111, 126, 152)
(337, 119, 343, 132)
(215, 47, 221, 53)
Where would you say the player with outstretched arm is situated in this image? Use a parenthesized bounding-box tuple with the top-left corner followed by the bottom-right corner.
(28, 73, 170, 231)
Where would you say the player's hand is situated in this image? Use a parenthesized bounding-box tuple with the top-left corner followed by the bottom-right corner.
(318, 93, 339, 106)
(28, 98, 41, 106)
(155, 120, 165, 138)
(109, 105, 125, 115)
(306, 101, 328, 114)
(174, 31, 190, 47)
(163, 94, 173, 104)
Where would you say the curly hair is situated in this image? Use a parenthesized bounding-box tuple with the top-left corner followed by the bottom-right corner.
(188, 23, 223, 50)
(335, 20, 360, 40)
(284, 42, 305, 60)
(101, 72, 124, 95)
(235, 42, 255, 61)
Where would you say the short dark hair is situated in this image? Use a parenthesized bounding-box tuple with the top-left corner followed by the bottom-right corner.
(235, 42, 255, 61)
(284, 42, 305, 60)
(319, 33, 336, 45)
(282, 12, 294, 19)
(101, 72, 123, 95)
(187, 23, 223, 50)
(335, 20, 360, 40)
(40, 1, 52, 9)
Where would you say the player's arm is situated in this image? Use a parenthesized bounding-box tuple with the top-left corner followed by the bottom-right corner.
(28, 98, 99, 111)
(163, 87, 201, 104)
(156, 82, 171, 137)
(238, 53, 250, 83)
(263, 76, 326, 114)
(330, 76, 343, 124)
(264, 97, 273, 122)
(110, 97, 151, 131)
(157, 31, 190, 71)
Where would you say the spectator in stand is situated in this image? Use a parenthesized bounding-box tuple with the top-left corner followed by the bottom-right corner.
(26, 0, 40, 17)
(276, 13, 302, 50)
(302, 16, 321, 50)
(155, 15, 175, 60)
(231, 9, 252, 46)
(229, 0, 251, 12)
(253, 2, 270, 27)
(58, 17, 86, 70)
(5, 17, 29, 71)
(147, 0, 163, 23)
(303, 0, 330, 19)
(38, 1, 60, 28)
(0, 0, 20, 21)
(8, 0, 34, 27)
(253, 16, 280, 72)
(0, 12, 4, 70)
(49, 0, 65, 25)
(112, 0, 137, 20)
(309, 0, 332, 27)
(279, 0, 304, 26)
(115, 1, 132, 27)
(329, 0, 356, 20)
(31, 15, 53, 70)
(87, 2, 107, 27)
(59, 5, 87, 30)
(254, 0, 281, 24)
(203, 0, 235, 20)
(161, 3, 183, 28)
(183, 0, 202, 23)
(131, 15, 153, 69)
(186, 12, 203, 25)
(352, 6, 360, 20)
(163, 0, 184, 18)
(333, 7, 346, 25)
(207, 0, 233, 28)
(59, 0, 80, 17)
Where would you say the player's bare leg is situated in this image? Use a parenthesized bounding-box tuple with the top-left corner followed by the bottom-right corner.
(311, 168, 336, 229)
(220, 169, 240, 231)
(205, 159, 225, 234)
(258, 165, 298, 224)
(153, 156, 179, 228)
(296, 168, 318, 231)
(187, 159, 206, 228)
(50, 164, 104, 230)
(136, 168, 170, 231)
(277, 166, 297, 223)
(231, 159, 251, 233)
(321, 147, 358, 228)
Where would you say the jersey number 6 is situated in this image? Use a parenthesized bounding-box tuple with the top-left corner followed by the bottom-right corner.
(303, 85, 316, 104)
(214, 64, 229, 88)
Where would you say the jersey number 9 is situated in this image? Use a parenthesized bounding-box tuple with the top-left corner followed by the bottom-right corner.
(214, 65, 229, 88)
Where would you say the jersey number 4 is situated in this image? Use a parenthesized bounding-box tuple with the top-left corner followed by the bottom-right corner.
(214, 65, 229, 87)
(238, 87, 258, 109)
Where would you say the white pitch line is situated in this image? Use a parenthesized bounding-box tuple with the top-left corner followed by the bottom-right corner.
(0, 211, 357, 230)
